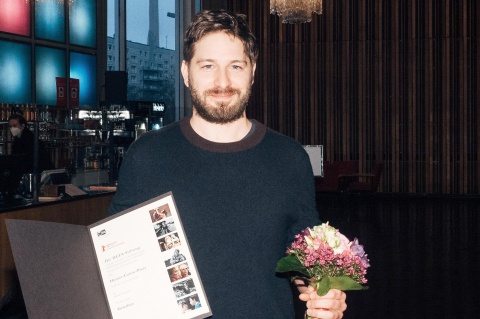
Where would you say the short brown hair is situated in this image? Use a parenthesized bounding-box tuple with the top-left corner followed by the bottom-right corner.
(183, 9, 259, 65)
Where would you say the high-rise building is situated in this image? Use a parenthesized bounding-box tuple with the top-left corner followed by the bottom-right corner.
(107, 0, 176, 104)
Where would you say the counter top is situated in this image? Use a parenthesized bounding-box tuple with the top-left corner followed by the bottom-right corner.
(0, 187, 115, 214)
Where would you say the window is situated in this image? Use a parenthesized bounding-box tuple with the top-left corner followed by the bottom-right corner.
(107, 0, 180, 124)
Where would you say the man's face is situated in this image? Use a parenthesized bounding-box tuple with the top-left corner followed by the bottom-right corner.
(9, 119, 23, 129)
(181, 31, 256, 124)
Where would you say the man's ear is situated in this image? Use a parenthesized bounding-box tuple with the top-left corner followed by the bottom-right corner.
(251, 62, 257, 85)
(181, 60, 190, 88)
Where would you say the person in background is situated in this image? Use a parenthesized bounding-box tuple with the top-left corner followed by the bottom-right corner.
(109, 9, 347, 318)
(8, 113, 54, 173)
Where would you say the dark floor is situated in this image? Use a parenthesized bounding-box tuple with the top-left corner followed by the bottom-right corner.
(303, 192, 480, 319)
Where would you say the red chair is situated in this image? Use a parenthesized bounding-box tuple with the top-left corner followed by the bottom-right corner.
(339, 163, 383, 192)
(315, 161, 358, 192)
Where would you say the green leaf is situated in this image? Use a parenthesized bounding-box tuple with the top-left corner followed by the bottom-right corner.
(276, 255, 309, 276)
(314, 277, 330, 296)
(329, 276, 368, 291)
(312, 276, 368, 296)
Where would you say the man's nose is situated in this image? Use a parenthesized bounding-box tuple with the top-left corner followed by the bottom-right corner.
(214, 68, 231, 88)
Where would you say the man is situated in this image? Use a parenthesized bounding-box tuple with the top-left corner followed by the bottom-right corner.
(109, 9, 347, 318)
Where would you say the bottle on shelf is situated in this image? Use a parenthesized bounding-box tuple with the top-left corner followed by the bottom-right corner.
(0, 103, 5, 121)
(2, 103, 13, 120)
(25, 104, 31, 122)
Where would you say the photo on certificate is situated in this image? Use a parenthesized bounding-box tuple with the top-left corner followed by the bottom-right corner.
(168, 262, 191, 282)
(164, 248, 187, 267)
(159, 232, 181, 251)
(154, 218, 177, 237)
(172, 278, 197, 298)
(149, 204, 172, 222)
(177, 294, 202, 314)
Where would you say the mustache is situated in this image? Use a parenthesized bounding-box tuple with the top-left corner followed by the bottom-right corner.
(205, 88, 240, 95)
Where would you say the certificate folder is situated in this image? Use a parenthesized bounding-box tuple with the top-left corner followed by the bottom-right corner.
(6, 192, 212, 319)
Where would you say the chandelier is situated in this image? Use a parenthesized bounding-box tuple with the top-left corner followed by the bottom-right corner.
(270, 0, 324, 24)
(34, 0, 75, 4)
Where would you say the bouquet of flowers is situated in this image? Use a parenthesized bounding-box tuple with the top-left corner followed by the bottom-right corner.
(276, 222, 370, 299)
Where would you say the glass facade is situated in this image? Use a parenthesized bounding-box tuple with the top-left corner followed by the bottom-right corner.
(107, 0, 179, 125)
(35, 46, 66, 106)
(0, 40, 31, 103)
(0, 0, 30, 36)
(69, 0, 97, 48)
(35, 0, 65, 42)
(70, 52, 97, 107)
(0, 0, 98, 107)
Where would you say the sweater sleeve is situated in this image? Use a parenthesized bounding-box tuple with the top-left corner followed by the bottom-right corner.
(285, 142, 321, 244)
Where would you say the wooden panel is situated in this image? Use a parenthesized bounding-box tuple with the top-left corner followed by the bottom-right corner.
(202, 0, 479, 194)
(0, 194, 113, 297)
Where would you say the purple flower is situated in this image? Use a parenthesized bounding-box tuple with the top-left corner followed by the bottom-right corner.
(351, 238, 370, 268)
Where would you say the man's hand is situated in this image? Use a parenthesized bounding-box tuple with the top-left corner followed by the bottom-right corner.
(298, 285, 347, 319)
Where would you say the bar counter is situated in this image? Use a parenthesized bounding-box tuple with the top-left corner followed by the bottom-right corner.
(0, 191, 115, 298)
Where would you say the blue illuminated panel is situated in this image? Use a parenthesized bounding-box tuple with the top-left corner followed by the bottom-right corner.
(36, 46, 66, 106)
(35, 0, 65, 42)
(69, 0, 96, 48)
(70, 51, 97, 107)
(0, 40, 31, 103)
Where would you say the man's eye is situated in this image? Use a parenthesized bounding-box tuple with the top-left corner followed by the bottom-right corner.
(231, 65, 243, 70)
(202, 64, 214, 69)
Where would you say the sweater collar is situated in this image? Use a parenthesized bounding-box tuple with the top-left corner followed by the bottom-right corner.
(179, 116, 266, 153)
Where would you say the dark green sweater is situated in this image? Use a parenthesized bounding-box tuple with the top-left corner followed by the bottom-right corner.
(109, 116, 320, 318)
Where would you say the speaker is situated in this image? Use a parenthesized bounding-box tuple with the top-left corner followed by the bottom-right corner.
(105, 71, 127, 105)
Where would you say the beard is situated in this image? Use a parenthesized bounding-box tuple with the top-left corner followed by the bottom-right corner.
(189, 83, 252, 124)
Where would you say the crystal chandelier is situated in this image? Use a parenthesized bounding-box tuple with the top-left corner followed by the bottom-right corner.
(270, 0, 324, 24)
(34, 0, 75, 4)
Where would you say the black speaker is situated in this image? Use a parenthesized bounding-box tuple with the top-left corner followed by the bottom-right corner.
(105, 71, 127, 105)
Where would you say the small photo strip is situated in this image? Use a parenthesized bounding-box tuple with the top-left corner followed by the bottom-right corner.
(172, 278, 197, 299)
(158, 232, 181, 252)
(177, 294, 202, 314)
(164, 248, 187, 267)
(153, 218, 177, 237)
(149, 204, 172, 223)
(168, 262, 190, 283)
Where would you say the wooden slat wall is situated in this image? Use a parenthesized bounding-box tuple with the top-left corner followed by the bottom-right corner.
(201, 0, 479, 195)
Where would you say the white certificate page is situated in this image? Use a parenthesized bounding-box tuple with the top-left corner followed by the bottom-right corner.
(89, 194, 211, 319)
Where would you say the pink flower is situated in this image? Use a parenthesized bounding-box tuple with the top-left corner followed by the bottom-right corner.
(279, 223, 370, 288)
